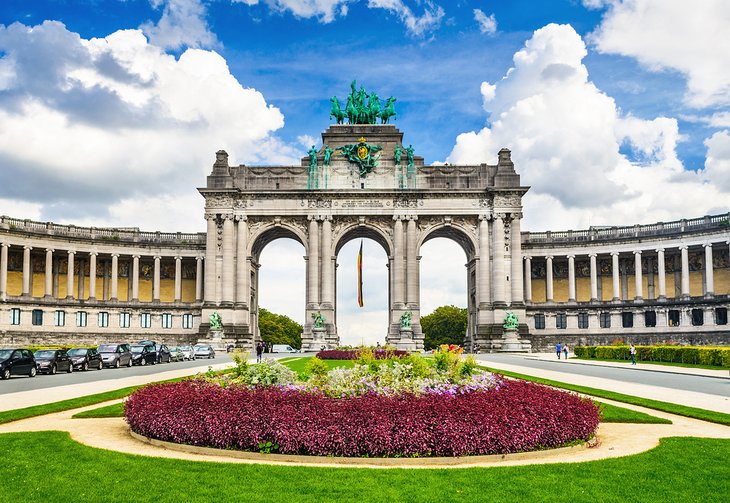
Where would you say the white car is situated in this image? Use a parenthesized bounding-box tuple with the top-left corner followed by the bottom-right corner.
(179, 345, 196, 360)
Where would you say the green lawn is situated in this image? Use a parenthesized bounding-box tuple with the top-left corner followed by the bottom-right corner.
(282, 356, 355, 376)
(72, 401, 126, 418)
(0, 431, 727, 502)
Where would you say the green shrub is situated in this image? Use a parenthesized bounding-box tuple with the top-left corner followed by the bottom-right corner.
(576, 344, 729, 367)
(637, 346, 653, 361)
(305, 357, 329, 378)
(680, 347, 699, 364)
(722, 349, 730, 368)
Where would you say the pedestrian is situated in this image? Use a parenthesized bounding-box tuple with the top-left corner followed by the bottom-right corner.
(563, 344, 569, 360)
(629, 344, 636, 365)
(256, 341, 263, 363)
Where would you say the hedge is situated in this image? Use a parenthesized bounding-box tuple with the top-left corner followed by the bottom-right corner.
(573, 345, 730, 367)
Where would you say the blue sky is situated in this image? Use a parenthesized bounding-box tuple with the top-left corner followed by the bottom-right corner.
(1, 1, 728, 342)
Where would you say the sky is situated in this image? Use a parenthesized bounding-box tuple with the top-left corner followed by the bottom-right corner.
(1, 1, 729, 344)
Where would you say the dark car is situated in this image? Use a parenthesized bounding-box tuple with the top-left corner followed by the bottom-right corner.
(67, 347, 104, 371)
(0, 348, 37, 379)
(33, 349, 73, 375)
(130, 344, 157, 366)
(155, 344, 172, 364)
(98, 343, 133, 368)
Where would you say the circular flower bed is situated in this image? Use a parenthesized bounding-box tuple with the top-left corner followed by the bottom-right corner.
(125, 378, 599, 457)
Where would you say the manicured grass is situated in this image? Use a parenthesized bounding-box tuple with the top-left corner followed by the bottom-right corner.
(72, 401, 126, 418)
(0, 431, 728, 502)
(282, 356, 355, 376)
(597, 402, 670, 424)
(572, 357, 729, 371)
(480, 366, 730, 426)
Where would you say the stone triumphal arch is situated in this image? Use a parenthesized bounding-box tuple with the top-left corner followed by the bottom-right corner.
(199, 87, 530, 351)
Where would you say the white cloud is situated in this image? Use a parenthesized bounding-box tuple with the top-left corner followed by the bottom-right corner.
(701, 130, 730, 192)
(141, 0, 218, 50)
(473, 9, 497, 35)
(368, 0, 444, 37)
(589, 0, 730, 108)
(446, 23, 730, 230)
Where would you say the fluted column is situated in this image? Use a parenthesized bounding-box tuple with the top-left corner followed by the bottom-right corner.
(44, 248, 54, 297)
(321, 216, 333, 307)
(393, 216, 405, 307)
(589, 253, 598, 301)
(236, 216, 248, 305)
(131, 255, 139, 301)
(523, 256, 532, 303)
(611, 252, 620, 301)
(633, 250, 643, 300)
(204, 215, 217, 304)
(545, 256, 554, 302)
(510, 214, 523, 304)
(89, 252, 97, 300)
(680, 245, 690, 298)
(66, 250, 75, 299)
(704, 243, 714, 296)
(0, 243, 8, 301)
(567, 255, 576, 302)
(195, 256, 203, 302)
(221, 215, 235, 304)
(110, 253, 119, 301)
(478, 215, 491, 306)
(153, 255, 161, 302)
(307, 216, 320, 307)
(174, 256, 182, 302)
(656, 248, 666, 299)
(492, 214, 506, 305)
(22, 245, 32, 296)
(406, 216, 418, 306)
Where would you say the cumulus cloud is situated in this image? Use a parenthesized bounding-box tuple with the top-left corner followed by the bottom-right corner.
(589, 0, 730, 108)
(702, 131, 730, 192)
(473, 9, 497, 35)
(0, 20, 294, 231)
(447, 23, 730, 230)
(141, 0, 218, 50)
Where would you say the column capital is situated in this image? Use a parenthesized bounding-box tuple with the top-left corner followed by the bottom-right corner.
(545, 255, 554, 260)
(509, 212, 523, 220)
(132, 254, 140, 259)
(633, 250, 642, 256)
(235, 214, 248, 222)
(307, 214, 319, 222)
(493, 212, 506, 221)
(523, 255, 532, 261)
(407, 215, 418, 222)
(67, 250, 76, 255)
(588, 252, 597, 258)
(322, 215, 333, 222)
(478, 213, 493, 222)
(0, 242, 9, 249)
(110, 253, 119, 258)
(566, 254, 575, 259)
(702, 242, 713, 249)
(174, 255, 182, 261)
(45, 248, 55, 253)
(23, 245, 33, 251)
(655, 248, 665, 253)
(153, 255, 162, 261)
(196, 255, 204, 261)
(678, 245, 688, 251)
(220, 213, 235, 221)
(610, 251, 620, 257)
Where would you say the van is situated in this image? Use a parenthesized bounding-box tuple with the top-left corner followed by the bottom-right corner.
(272, 344, 299, 353)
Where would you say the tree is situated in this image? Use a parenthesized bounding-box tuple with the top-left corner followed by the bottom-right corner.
(420, 305, 467, 350)
(258, 308, 303, 349)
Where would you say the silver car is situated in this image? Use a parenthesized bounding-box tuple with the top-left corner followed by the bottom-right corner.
(179, 345, 196, 360)
(98, 343, 133, 368)
(193, 344, 215, 359)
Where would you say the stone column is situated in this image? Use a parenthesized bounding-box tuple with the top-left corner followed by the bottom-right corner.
(656, 248, 666, 299)
(22, 245, 32, 296)
(110, 253, 119, 301)
(66, 250, 75, 299)
(44, 248, 54, 297)
(704, 243, 714, 297)
(221, 214, 235, 304)
(174, 256, 182, 302)
(393, 216, 405, 307)
(195, 256, 203, 302)
(235, 216, 248, 305)
(478, 215, 491, 306)
(611, 251, 620, 301)
(153, 255, 161, 302)
(510, 213, 523, 304)
(545, 256, 554, 302)
(321, 216, 333, 307)
(634, 250, 643, 301)
(204, 215, 217, 304)
(0, 243, 8, 301)
(492, 214, 505, 305)
(406, 216, 418, 306)
(307, 216, 320, 307)
(567, 254, 576, 302)
(89, 252, 97, 300)
(589, 253, 598, 301)
(131, 255, 139, 301)
(680, 245, 690, 298)
(523, 256, 532, 303)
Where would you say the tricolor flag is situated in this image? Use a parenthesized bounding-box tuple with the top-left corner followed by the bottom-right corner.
(357, 240, 364, 308)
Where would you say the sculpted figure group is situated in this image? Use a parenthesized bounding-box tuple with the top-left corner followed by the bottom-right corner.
(330, 80, 397, 125)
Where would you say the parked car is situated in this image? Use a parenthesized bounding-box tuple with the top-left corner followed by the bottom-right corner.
(130, 344, 157, 366)
(193, 344, 215, 359)
(179, 345, 196, 361)
(167, 346, 184, 362)
(272, 344, 300, 353)
(67, 347, 104, 371)
(155, 344, 172, 364)
(98, 343, 133, 368)
(33, 349, 73, 374)
(0, 348, 37, 379)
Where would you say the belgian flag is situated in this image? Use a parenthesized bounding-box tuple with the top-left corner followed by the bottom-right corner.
(357, 240, 364, 308)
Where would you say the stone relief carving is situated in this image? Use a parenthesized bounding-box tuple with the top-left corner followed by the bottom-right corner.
(206, 194, 235, 209)
(493, 193, 521, 208)
(308, 198, 332, 208)
(393, 197, 421, 208)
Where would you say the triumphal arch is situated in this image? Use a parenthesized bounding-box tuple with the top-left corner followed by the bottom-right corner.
(198, 83, 530, 351)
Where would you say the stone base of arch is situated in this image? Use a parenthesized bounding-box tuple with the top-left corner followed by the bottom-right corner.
(199, 306, 255, 351)
(473, 306, 532, 353)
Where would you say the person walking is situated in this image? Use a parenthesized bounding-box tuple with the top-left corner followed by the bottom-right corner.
(256, 341, 263, 363)
(563, 344, 569, 360)
(556, 342, 562, 359)
(630, 344, 637, 365)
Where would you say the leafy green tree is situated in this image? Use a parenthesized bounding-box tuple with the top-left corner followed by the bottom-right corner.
(258, 308, 303, 349)
(420, 305, 467, 350)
